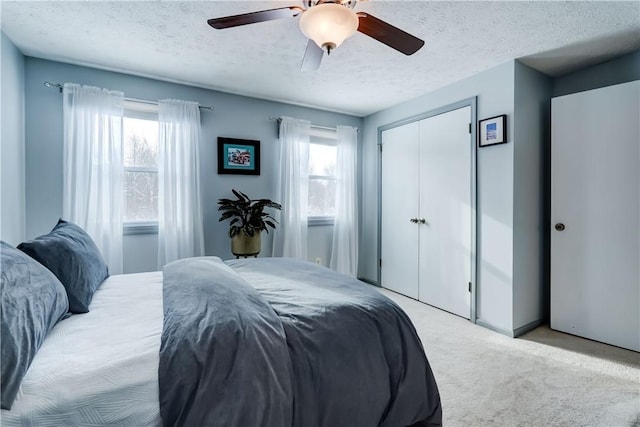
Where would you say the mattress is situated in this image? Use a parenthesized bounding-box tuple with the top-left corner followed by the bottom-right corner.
(1, 272, 163, 427)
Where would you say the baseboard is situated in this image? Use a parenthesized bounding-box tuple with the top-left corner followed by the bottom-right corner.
(358, 277, 380, 287)
(477, 318, 545, 338)
(513, 319, 544, 338)
(476, 319, 514, 338)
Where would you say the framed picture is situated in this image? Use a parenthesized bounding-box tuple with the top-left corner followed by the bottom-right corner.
(217, 137, 260, 175)
(478, 114, 507, 147)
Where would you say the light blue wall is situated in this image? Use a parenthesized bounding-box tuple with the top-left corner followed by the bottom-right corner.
(23, 58, 362, 272)
(1, 32, 26, 245)
(361, 61, 516, 333)
(513, 61, 552, 332)
(553, 50, 640, 97)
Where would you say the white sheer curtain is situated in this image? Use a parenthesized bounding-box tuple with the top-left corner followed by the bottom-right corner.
(330, 125, 359, 276)
(62, 83, 124, 274)
(157, 99, 205, 267)
(272, 117, 311, 259)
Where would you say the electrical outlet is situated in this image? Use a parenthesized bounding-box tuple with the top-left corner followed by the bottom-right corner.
(315, 257, 322, 265)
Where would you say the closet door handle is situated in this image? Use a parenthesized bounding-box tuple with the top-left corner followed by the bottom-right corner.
(410, 218, 429, 225)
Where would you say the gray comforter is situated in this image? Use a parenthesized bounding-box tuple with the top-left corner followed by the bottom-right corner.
(159, 257, 441, 427)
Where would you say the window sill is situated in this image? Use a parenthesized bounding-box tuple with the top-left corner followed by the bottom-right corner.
(123, 222, 158, 235)
(308, 216, 334, 227)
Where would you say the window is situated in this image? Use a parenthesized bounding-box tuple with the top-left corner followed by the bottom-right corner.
(123, 101, 159, 233)
(308, 126, 337, 224)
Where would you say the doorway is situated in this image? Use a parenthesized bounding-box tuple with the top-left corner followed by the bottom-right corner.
(379, 99, 477, 320)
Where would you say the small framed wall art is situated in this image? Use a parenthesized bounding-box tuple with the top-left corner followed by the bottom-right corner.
(478, 114, 507, 147)
(217, 137, 260, 175)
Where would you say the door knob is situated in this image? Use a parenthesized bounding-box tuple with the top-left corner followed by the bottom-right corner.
(555, 223, 565, 231)
(410, 218, 418, 223)
(418, 218, 428, 225)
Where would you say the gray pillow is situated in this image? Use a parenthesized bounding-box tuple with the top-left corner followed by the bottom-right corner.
(1, 241, 69, 410)
(17, 219, 109, 313)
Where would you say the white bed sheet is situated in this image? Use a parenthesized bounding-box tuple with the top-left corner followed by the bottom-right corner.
(1, 271, 164, 427)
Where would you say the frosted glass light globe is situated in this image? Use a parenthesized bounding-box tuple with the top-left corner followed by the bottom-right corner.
(299, 3, 359, 54)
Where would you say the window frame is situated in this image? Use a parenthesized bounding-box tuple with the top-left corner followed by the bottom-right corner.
(308, 126, 337, 226)
(122, 101, 160, 235)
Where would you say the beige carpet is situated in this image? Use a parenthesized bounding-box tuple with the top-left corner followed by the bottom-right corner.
(378, 288, 640, 427)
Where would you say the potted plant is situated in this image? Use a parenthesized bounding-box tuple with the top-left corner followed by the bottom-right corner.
(218, 189, 282, 257)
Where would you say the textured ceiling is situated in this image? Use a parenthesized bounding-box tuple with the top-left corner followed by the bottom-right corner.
(2, 1, 639, 116)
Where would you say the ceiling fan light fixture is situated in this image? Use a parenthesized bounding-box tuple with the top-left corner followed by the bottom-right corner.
(299, 3, 359, 54)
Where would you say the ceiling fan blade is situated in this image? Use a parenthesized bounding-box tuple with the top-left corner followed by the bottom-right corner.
(356, 13, 424, 55)
(208, 6, 302, 29)
(301, 39, 324, 72)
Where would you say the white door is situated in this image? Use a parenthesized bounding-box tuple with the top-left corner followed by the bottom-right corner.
(419, 107, 472, 319)
(381, 122, 420, 298)
(551, 81, 640, 352)
(381, 106, 474, 318)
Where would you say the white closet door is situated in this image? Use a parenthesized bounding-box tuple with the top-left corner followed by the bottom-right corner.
(418, 106, 472, 318)
(551, 81, 640, 351)
(381, 122, 420, 298)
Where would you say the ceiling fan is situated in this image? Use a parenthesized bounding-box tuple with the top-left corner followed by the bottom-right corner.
(207, 0, 425, 71)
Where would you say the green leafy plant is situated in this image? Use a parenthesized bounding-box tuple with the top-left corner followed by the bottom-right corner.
(218, 189, 282, 238)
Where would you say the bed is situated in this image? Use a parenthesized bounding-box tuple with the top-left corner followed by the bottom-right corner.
(1, 270, 164, 426)
(1, 222, 442, 427)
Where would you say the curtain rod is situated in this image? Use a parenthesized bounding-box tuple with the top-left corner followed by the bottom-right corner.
(268, 116, 359, 133)
(43, 82, 215, 112)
